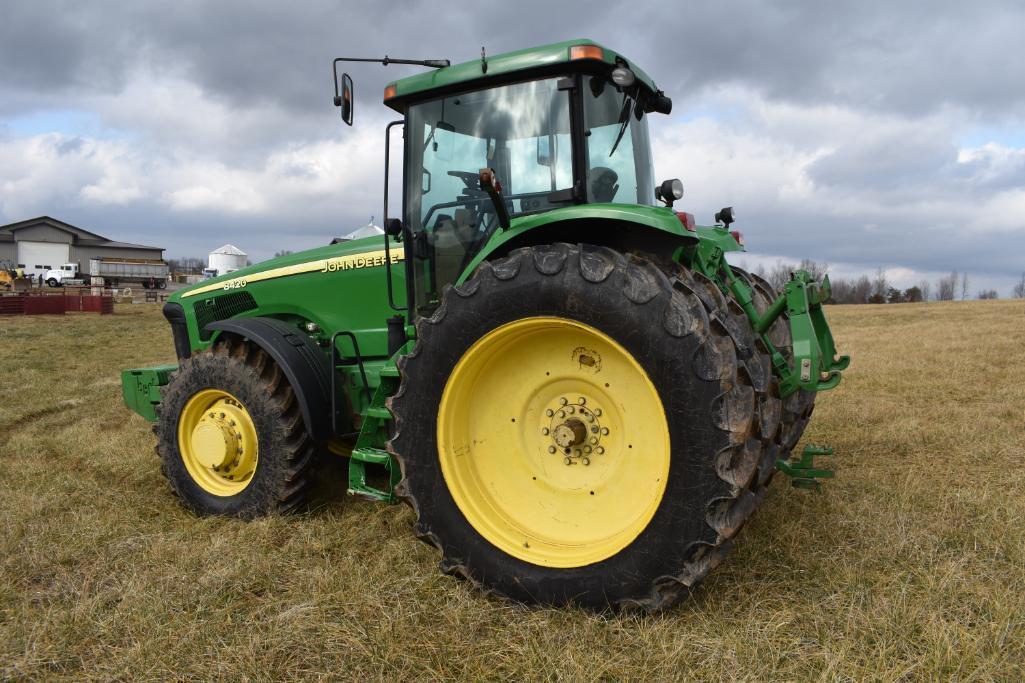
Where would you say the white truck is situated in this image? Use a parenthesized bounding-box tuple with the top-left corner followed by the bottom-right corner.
(42, 263, 86, 287)
(44, 259, 169, 289)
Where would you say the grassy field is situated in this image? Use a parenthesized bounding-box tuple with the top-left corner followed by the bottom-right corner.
(1, 300, 1023, 680)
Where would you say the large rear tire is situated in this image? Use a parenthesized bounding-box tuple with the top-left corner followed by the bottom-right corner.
(154, 338, 316, 518)
(389, 244, 780, 611)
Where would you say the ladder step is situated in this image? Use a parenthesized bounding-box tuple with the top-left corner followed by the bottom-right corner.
(379, 366, 401, 378)
(365, 406, 392, 420)
(351, 447, 392, 465)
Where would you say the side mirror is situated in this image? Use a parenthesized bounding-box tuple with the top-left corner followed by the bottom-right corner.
(385, 218, 403, 238)
(537, 136, 554, 167)
(334, 73, 354, 126)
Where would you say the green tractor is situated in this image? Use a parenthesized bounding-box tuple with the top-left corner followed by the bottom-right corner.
(122, 40, 848, 612)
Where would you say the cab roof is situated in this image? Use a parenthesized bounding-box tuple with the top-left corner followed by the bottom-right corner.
(383, 39, 658, 112)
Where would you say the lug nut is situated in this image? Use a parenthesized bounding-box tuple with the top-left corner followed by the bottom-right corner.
(590, 436, 598, 444)
(601, 427, 609, 435)
(596, 446, 605, 455)
(546, 409, 554, 417)
(582, 457, 590, 466)
(548, 446, 556, 454)
(578, 397, 586, 404)
(591, 426, 599, 433)
(219, 412, 226, 419)
(584, 446, 592, 454)
(567, 406, 575, 414)
(586, 414, 594, 422)
(542, 427, 550, 435)
(564, 457, 572, 465)
(595, 409, 602, 417)
(559, 397, 568, 406)
(558, 410, 566, 418)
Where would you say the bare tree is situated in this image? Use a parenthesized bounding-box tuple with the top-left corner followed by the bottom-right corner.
(853, 275, 872, 304)
(767, 260, 796, 292)
(798, 258, 828, 282)
(978, 289, 998, 300)
(960, 272, 970, 300)
(918, 279, 932, 302)
(1013, 272, 1025, 298)
(936, 270, 958, 301)
(872, 268, 889, 301)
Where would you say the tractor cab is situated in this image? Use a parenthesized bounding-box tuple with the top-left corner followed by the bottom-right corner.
(334, 41, 675, 315)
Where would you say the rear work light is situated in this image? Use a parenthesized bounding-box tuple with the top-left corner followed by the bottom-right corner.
(730, 230, 745, 247)
(676, 211, 696, 232)
(570, 45, 604, 61)
(383, 84, 397, 100)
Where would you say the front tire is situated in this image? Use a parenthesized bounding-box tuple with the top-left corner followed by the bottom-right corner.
(155, 338, 316, 517)
(389, 244, 778, 611)
(46, 278, 58, 287)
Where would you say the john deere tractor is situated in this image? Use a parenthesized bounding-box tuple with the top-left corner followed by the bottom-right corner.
(122, 40, 848, 612)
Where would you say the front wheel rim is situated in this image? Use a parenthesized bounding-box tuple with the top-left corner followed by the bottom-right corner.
(437, 317, 671, 568)
(178, 389, 259, 496)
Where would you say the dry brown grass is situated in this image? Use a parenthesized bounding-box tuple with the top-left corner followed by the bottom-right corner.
(1, 300, 1024, 681)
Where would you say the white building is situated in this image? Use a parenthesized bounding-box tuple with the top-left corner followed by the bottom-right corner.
(207, 244, 247, 276)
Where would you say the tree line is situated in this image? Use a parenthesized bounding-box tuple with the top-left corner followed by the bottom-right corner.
(740, 260, 1025, 304)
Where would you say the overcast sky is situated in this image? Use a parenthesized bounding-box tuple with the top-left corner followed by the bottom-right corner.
(2, 1, 1023, 294)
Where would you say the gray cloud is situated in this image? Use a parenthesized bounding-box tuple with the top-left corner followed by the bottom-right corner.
(1, 1, 1024, 293)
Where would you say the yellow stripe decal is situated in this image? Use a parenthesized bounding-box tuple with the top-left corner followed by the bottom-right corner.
(180, 248, 405, 298)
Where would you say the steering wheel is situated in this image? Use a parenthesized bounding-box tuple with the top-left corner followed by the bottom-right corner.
(447, 170, 483, 193)
(589, 167, 620, 203)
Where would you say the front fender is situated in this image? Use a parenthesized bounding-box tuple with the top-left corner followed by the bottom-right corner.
(206, 317, 333, 441)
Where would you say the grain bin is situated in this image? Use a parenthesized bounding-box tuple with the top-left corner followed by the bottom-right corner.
(208, 244, 247, 276)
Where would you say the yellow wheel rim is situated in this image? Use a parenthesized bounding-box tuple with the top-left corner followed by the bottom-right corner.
(437, 317, 670, 568)
(178, 389, 259, 496)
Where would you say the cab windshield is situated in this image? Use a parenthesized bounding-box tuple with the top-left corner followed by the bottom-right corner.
(404, 74, 655, 312)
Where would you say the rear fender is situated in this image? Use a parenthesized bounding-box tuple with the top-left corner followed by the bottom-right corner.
(459, 205, 695, 281)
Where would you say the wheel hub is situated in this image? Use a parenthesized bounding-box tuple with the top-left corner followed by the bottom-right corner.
(191, 415, 242, 469)
(543, 396, 608, 466)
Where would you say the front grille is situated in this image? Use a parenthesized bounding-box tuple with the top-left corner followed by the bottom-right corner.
(194, 292, 258, 340)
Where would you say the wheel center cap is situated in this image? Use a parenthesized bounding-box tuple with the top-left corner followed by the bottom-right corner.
(552, 418, 587, 448)
(191, 421, 237, 469)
